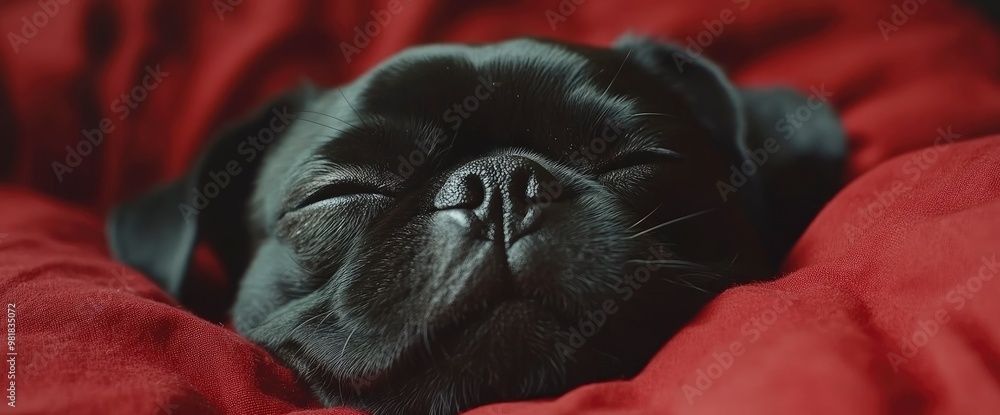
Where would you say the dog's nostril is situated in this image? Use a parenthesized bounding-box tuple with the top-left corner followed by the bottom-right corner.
(433, 172, 486, 210)
(508, 166, 535, 207)
(460, 174, 487, 209)
(514, 163, 562, 209)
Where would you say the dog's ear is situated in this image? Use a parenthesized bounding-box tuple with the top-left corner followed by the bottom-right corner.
(615, 35, 846, 267)
(107, 83, 318, 302)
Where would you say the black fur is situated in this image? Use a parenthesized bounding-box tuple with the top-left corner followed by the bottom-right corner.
(109, 36, 844, 415)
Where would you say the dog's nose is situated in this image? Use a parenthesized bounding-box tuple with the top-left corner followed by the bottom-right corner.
(434, 155, 562, 245)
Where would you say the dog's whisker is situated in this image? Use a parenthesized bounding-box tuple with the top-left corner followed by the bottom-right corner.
(296, 110, 361, 130)
(337, 87, 375, 131)
(602, 48, 633, 97)
(728, 252, 741, 268)
(628, 264, 707, 274)
(629, 112, 678, 119)
(628, 208, 715, 239)
(340, 326, 358, 360)
(587, 346, 622, 365)
(680, 269, 734, 283)
(628, 203, 662, 229)
(671, 275, 712, 294)
(694, 272, 731, 283)
(317, 308, 337, 328)
(296, 117, 361, 139)
(289, 309, 329, 336)
(582, 49, 634, 143)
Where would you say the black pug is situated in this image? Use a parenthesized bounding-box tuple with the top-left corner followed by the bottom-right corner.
(108, 36, 844, 415)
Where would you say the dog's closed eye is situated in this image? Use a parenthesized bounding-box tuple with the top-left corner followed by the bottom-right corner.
(597, 147, 683, 174)
(292, 181, 393, 211)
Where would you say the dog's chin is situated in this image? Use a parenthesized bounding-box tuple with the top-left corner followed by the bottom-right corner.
(271, 299, 574, 415)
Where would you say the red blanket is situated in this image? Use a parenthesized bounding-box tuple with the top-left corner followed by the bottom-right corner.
(2, 0, 1000, 414)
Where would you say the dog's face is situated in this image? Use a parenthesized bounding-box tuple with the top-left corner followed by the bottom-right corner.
(233, 38, 764, 414)
(110, 37, 844, 415)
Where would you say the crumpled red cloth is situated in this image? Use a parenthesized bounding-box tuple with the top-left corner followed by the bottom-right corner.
(1, 0, 999, 414)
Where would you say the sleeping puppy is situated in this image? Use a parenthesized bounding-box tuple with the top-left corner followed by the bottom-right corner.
(108, 36, 844, 415)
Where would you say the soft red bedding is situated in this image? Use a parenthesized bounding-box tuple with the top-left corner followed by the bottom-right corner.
(1, 0, 1000, 414)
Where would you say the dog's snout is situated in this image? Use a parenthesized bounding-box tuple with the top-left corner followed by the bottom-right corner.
(434, 155, 561, 244)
